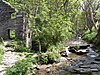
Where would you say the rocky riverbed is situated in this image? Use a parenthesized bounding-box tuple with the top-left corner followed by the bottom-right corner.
(55, 52, 100, 75)
(53, 44, 100, 75)
(35, 40, 100, 75)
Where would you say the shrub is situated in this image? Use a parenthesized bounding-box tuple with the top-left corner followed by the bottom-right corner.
(5, 58, 33, 75)
(15, 46, 30, 52)
(0, 48, 4, 63)
(36, 49, 60, 64)
(5, 39, 24, 48)
(36, 53, 48, 64)
(0, 40, 4, 63)
(5, 41, 17, 48)
(5, 39, 29, 52)
(83, 30, 96, 42)
(32, 16, 73, 52)
(47, 51, 60, 64)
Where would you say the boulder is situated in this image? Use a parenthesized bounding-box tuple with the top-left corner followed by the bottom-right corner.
(87, 52, 99, 58)
(76, 50, 88, 55)
(90, 68, 99, 72)
(95, 57, 100, 61)
(73, 68, 92, 74)
(65, 46, 72, 54)
(35, 65, 51, 70)
(79, 45, 90, 49)
(76, 49, 89, 55)
(91, 61, 100, 64)
(60, 50, 68, 57)
(90, 64, 99, 69)
(60, 57, 67, 62)
(79, 65, 90, 68)
(68, 46, 77, 53)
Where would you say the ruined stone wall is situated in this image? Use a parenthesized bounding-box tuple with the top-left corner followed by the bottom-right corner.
(0, 13, 12, 39)
(0, 15, 24, 40)
(0, 0, 14, 39)
(15, 13, 25, 39)
(0, 0, 31, 47)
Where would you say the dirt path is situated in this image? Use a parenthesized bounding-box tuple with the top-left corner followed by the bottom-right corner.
(0, 41, 25, 75)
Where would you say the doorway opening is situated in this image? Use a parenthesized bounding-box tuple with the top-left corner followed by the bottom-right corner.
(8, 29, 15, 40)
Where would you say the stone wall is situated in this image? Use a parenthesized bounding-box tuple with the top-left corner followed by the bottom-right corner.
(0, 0, 25, 40)
(0, 13, 25, 40)
(0, 0, 31, 47)
(15, 13, 25, 39)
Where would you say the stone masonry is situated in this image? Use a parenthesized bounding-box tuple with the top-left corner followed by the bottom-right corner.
(0, 0, 31, 47)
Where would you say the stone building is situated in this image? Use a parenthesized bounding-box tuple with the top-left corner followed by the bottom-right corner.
(0, 0, 31, 47)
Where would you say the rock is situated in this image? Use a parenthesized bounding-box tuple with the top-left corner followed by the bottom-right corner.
(4, 47, 14, 52)
(76, 51, 87, 55)
(65, 46, 72, 55)
(46, 68, 51, 73)
(67, 58, 72, 61)
(78, 49, 89, 53)
(76, 49, 88, 55)
(60, 50, 68, 57)
(90, 68, 99, 72)
(68, 67, 77, 73)
(91, 61, 100, 64)
(98, 52, 100, 56)
(60, 57, 67, 62)
(87, 52, 99, 58)
(77, 62, 84, 65)
(89, 64, 99, 69)
(59, 70, 66, 75)
(79, 65, 90, 68)
(35, 65, 49, 70)
(68, 46, 77, 53)
(73, 68, 92, 74)
(95, 57, 100, 61)
(79, 45, 90, 49)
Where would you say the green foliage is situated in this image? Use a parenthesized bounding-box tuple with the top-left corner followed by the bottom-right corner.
(5, 41, 17, 48)
(6, 0, 73, 52)
(5, 52, 58, 75)
(32, 45, 61, 65)
(5, 39, 30, 52)
(93, 34, 100, 46)
(30, 0, 74, 51)
(15, 46, 30, 52)
(0, 38, 4, 45)
(14, 39, 30, 52)
(32, 16, 73, 51)
(0, 39, 4, 63)
(10, 30, 15, 39)
(74, 45, 80, 50)
(46, 50, 60, 63)
(83, 29, 97, 42)
(5, 58, 33, 75)
(0, 48, 4, 63)
(36, 49, 60, 64)
(36, 53, 48, 64)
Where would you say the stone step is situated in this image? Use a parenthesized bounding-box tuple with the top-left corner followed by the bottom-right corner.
(95, 57, 100, 61)
(91, 68, 99, 72)
(73, 68, 92, 74)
